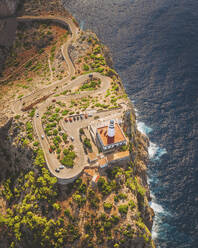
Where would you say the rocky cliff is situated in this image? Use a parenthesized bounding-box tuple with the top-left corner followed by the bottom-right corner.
(0, 0, 155, 247)
(0, 0, 20, 17)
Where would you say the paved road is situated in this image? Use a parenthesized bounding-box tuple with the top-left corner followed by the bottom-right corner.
(12, 15, 79, 114)
(33, 73, 112, 179)
(12, 15, 121, 183)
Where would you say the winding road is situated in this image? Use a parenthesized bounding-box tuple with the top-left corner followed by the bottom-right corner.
(12, 15, 116, 184)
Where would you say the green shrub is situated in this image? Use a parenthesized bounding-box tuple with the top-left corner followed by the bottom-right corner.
(128, 200, 136, 210)
(64, 209, 72, 218)
(94, 67, 104, 73)
(62, 133, 67, 143)
(79, 128, 84, 135)
(29, 109, 35, 118)
(118, 204, 128, 215)
(117, 193, 127, 200)
(61, 90, 68, 95)
(51, 46, 56, 53)
(97, 177, 112, 196)
(26, 122, 33, 133)
(53, 136, 61, 148)
(15, 114, 20, 120)
(110, 215, 120, 225)
(103, 202, 112, 211)
(38, 48, 44, 54)
(73, 193, 86, 207)
(25, 60, 32, 68)
(83, 64, 89, 71)
(79, 183, 87, 194)
(136, 181, 146, 197)
(53, 203, 61, 212)
(104, 221, 112, 230)
(93, 46, 101, 54)
(62, 110, 69, 116)
(18, 94, 24, 99)
(114, 244, 120, 248)
(56, 148, 61, 154)
(106, 68, 117, 77)
(53, 129, 58, 135)
(23, 138, 29, 145)
(120, 145, 128, 151)
(61, 149, 76, 168)
(83, 138, 92, 150)
(33, 141, 39, 146)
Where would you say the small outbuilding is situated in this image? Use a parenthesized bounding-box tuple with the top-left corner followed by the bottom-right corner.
(91, 174, 100, 187)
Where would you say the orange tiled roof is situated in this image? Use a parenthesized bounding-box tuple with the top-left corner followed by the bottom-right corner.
(97, 123, 126, 146)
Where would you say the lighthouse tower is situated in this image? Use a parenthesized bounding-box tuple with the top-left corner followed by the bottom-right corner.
(107, 120, 115, 138)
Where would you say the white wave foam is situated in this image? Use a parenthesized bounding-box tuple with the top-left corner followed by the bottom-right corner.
(151, 230, 158, 239)
(151, 202, 165, 214)
(148, 142, 158, 158)
(148, 176, 159, 185)
(148, 142, 167, 160)
(134, 113, 169, 242)
(80, 20, 84, 30)
(137, 121, 153, 135)
(134, 107, 139, 116)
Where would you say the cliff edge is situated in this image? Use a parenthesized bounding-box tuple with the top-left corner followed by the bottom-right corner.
(0, 0, 155, 247)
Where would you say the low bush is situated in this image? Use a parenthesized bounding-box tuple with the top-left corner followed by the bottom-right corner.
(118, 204, 128, 215)
(83, 138, 92, 150)
(103, 202, 112, 211)
(83, 64, 89, 71)
(61, 149, 76, 168)
(33, 141, 39, 146)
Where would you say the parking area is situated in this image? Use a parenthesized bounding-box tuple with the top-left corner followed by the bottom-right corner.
(60, 108, 124, 165)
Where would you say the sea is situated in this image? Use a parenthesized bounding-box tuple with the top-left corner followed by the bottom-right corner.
(62, 0, 198, 247)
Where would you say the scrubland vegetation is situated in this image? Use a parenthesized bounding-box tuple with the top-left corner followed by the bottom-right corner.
(0, 152, 153, 248)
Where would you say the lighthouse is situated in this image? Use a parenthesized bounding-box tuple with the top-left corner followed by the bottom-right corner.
(107, 120, 115, 138)
(96, 119, 127, 151)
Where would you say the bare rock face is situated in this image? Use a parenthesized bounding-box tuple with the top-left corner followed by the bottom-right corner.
(0, 0, 20, 17)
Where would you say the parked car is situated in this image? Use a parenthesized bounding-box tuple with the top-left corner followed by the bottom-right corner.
(80, 115, 83, 120)
(69, 118, 72, 122)
(59, 165, 65, 169)
(77, 116, 79, 120)
(41, 135, 44, 139)
(55, 168, 60, 173)
(70, 136, 74, 141)
(36, 113, 39, 117)
(64, 118, 68, 122)
(85, 114, 88, 119)
(52, 99, 56, 102)
(73, 117, 76, 121)
(49, 148, 53, 153)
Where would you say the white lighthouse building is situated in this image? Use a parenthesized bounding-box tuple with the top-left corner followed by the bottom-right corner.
(96, 120, 127, 152)
(107, 120, 115, 138)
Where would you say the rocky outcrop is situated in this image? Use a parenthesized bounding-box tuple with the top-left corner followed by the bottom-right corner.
(0, 0, 20, 17)
(0, 118, 34, 182)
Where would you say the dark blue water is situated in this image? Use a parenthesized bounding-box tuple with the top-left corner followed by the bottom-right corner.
(63, 0, 198, 247)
